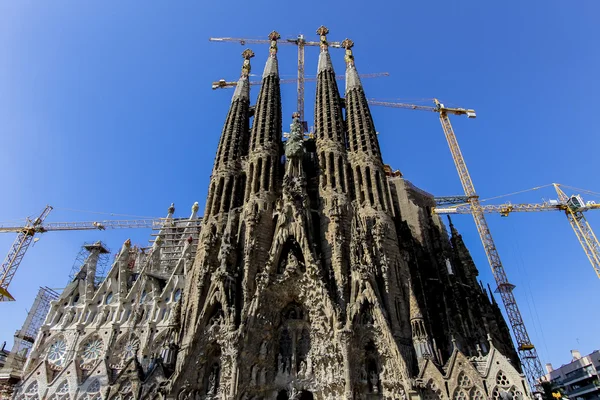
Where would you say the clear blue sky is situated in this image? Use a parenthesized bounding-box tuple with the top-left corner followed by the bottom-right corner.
(1, 1, 598, 370)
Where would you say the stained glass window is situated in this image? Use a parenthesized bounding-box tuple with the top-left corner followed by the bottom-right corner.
(47, 339, 67, 367)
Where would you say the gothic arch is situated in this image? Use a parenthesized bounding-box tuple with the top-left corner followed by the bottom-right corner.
(16, 380, 40, 400)
(49, 380, 70, 400)
(276, 237, 305, 274)
(78, 379, 101, 400)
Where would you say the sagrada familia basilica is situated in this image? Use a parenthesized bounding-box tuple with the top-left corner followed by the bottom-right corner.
(8, 27, 531, 400)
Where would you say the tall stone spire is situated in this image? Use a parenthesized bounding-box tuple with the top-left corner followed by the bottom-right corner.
(314, 26, 352, 312)
(240, 31, 284, 320)
(343, 39, 413, 375)
(205, 49, 253, 218)
(245, 31, 282, 204)
(343, 39, 389, 212)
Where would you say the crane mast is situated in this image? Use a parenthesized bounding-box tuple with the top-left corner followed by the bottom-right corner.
(209, 27, 343, 130)
(0, 206, 53, 301)
(0, 209, 202, 302)
(370, 98, 545, 391)
(554, 184, 600, 278)
(434, 186, 600, 277)
(436, 105, 545, 391)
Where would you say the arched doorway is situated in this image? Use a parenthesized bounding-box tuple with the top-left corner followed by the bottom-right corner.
(299, 391, 314, 400)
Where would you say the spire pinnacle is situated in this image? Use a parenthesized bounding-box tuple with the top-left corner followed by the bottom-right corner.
(241, 48, 254, 78)
(232, 49, 253, 101)
(268, 31, 280, 56)
(317, 25, 329, 51)
(317, 26, 334, 73)
(262, 31, 279, 78)
(342, 38, 355, 66)
(343, 39, 361, 91)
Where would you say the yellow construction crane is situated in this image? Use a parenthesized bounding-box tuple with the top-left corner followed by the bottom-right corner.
(0, 205, 202, 302)
(210, 26, 343, 128)
(211, 72, 389, 90)
(435, 183, 600, 278)
(369, 98, 546, 391)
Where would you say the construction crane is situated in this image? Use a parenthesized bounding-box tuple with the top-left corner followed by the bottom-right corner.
(211, 72, 389, 90)
(370, 98, 546, 391)
(210, 26, 343, 128)
(0, 206, 202, 302)
(435, 183, 600, 278)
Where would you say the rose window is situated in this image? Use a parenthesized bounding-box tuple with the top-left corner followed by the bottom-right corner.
(122, 338, 140, 360)
(47, 339, 67, 366)
(81, 338, 104, 363)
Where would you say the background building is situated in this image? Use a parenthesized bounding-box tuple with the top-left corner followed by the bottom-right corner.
(545, 350, 600, 399)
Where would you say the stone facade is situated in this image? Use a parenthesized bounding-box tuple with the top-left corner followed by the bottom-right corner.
(10, 28, 530, 400)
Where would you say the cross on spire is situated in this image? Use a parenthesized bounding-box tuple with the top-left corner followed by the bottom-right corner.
(268, 30, 280, 56)
(241, 49, 254, 77)
(342, 38, 355, 66)
(317, 25, 329, 51)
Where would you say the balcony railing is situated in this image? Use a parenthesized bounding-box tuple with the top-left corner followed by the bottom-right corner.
(568, 381, 600, 397)
(563, 368, 596, 384)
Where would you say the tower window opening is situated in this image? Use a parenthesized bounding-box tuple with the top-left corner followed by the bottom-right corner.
(263, 157, 271, 191)
(338, 156, 346, 193)
(365, 166, 375, 206)
(254, 158, 263, 193)
(356, 166, 365, 204)
(375, 170, 385, 210)
(223, 178, 234, 213)
(328, 152, 336, 189)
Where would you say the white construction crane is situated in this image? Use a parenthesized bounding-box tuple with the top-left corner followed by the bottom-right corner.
(0, 205, 202, 302)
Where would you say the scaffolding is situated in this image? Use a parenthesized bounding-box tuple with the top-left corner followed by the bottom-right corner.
(0, 287, 59, 379)
(67, 241, 111, 286)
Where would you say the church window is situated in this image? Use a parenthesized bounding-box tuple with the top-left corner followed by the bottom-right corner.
(105, 292, 113, 305)
(121, 336, 140, 360)
(375, 170, 385, 210)
(496, 371, 510, 386)
(140, 290, 147, 303)
(223, 177, 234, 212)
(254, 158, 263, 193)
(457, 371, 472, 387)
(49, 380, 70, 400)
(470, 388, 485, 400)
(356, 166, 365, 204)
(320, 152, 327, 187)
(338, 156, 346, 193)
(263, 158, 271, 191)
(328, 152, 336, 189)
(365, 166, 375, 206)
(81, 337, 104, 364)
(247, 163, 254, 200)
(47, 338, 67, 367)
(16, 381, 39, 400)
(79, 379, 101, 400)
(173, 289, 182, 302)
(452, 389, 467, 400)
